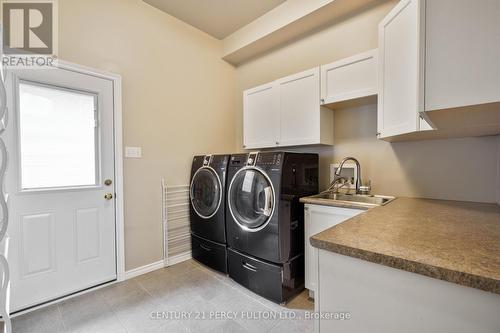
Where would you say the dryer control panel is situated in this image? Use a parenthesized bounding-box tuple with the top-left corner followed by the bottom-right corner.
(256, 152, 282, 167)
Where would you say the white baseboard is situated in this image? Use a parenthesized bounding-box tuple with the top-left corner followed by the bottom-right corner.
(125, 260, 165, 280)
(166, 251, 192, 267)
(125, 251, 192, 280)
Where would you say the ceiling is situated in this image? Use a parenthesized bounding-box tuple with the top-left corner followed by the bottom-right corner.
(143, 0, 286, 39)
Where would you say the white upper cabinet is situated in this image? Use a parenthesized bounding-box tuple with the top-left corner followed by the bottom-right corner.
(425, 0, 500, 111)
(277, 67, 322, 147)
(378, 0, 424, 139)
(378, 0, 500, 140)
(321, 49, 378, 105)
(243, 82, 279, 149)
(243, 67, 333, 149)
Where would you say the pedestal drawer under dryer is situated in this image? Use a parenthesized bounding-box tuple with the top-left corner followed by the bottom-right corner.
(228, 248, 304, 304)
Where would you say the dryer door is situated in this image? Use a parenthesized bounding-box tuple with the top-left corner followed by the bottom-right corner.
(190, 167, 222, 219)
(228, 167, 275, 232)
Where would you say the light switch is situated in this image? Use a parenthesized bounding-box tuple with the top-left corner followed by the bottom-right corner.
(125, 147, 142, 158)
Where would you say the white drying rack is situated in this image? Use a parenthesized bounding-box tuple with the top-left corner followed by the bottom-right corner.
(161, 181, 191, 266)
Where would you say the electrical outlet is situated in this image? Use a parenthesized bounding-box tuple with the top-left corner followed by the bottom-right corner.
(125, 147, 142, 158)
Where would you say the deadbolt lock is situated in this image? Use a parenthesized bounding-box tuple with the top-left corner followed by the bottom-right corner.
(104, 193, 113, 200)
(104, 179, 113, 186)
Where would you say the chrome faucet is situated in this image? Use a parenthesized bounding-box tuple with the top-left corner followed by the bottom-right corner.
(335, 157, 362, 194)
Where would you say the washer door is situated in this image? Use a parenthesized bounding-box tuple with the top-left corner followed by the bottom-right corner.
(190, 167, 222, 219)
(228, 167, 275, 232)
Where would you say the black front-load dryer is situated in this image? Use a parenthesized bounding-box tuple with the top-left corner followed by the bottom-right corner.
(226, 152, 319, 303)
(189, 154, 229, 273)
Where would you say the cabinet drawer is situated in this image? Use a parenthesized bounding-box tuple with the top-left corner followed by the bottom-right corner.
(228, 248, 283, 303)
(191, 233, 227, 273)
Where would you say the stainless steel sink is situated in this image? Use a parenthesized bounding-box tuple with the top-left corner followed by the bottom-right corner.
(309, 192, 396, 208)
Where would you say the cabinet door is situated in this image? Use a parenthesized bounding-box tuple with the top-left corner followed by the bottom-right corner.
(243, 82, 279, 149)
(277, 67, 320, 147)
(425, 0, 500, 111)
(378, 0, 424, 138)
(304, 204, 363, 294)
(321, 49, 378, 104)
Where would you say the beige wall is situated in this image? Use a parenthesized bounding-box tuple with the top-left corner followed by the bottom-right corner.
(58, 0, 236, 270)
(497, 136, 500, 205)
(56, 0, 499, 271)
(235, 0, 499, 203)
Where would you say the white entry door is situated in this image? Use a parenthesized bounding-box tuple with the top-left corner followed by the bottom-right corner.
(5, 66, 117, 311)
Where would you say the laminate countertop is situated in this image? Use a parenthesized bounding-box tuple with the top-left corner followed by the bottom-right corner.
(309, 197, 500, 294)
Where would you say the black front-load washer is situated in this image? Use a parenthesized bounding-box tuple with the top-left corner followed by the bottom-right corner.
(189, 154, 229, 273)
(226, 152, 319, 303)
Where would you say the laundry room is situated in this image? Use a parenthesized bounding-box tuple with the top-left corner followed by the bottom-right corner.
(0, 0, 499, 333)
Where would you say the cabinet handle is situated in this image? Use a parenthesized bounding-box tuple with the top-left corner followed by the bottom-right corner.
(200, 244, 212, 252)
(276, 141, 279, 145)
(242, 261, 258, 272)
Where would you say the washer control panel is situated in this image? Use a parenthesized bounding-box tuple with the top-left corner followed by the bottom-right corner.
(246, 152, 259, 166)
(202, 155, 212, 166)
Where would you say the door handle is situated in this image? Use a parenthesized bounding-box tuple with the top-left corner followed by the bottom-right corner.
(104, 193, 113, 200)
(262, 186, 273, 217)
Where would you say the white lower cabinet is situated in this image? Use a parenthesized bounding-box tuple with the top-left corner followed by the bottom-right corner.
(315, 250, 500, 333)
(304, 204, 364, 297)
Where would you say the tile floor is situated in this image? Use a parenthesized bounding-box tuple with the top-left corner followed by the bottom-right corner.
(7, 259, 315, 333)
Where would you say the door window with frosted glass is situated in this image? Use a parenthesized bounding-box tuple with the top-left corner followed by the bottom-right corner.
(19, 82, 99, 190)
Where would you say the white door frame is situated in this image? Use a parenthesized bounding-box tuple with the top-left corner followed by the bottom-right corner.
(4, 61, 125, 316)
(46, 60, 125, 282)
